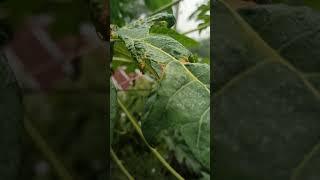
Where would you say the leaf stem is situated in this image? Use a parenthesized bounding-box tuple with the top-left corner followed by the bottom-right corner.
(24, 118, 73, 180)
(111, 148, 135, 180)
(117, 98, 185, 180)
(291, 142, 320, 180)
(183, 23, 210, 35)
(304, 73, 320, 78)
(150, 0, 183, 16)
(113, 57, 133, 63)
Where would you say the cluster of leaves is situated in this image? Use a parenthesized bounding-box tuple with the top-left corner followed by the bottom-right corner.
(213, 0, 320, 179)
(110, 6, 210, 180)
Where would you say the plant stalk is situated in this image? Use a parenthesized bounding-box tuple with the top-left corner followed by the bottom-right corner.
(183, 23, 210, 35)
(117, 98, 185, 180)
(111, 148, 135, 180)
(150, 0, 183, 16)
(24, 118, 73, 180)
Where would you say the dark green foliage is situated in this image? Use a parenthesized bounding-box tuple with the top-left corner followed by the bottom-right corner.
(1, 0, 90, 38)
(213, 1, 320, 179)
(0, 53, 22, 180)
(239, 4, 320, 90)
(0, 20, 11, 46)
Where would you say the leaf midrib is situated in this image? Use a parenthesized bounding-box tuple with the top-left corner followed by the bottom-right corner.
(132, 37, 210, 93)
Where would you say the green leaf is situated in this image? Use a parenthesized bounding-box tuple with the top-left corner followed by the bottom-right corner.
(115, 13, 193, 76)
(113, 12, 210, 176)
(164, 134, 203, 173)
(239, 4, 320, 91)
(150, 25, 199, 48)
(142, 61, 210, 169)
(213, 1, 320, 179)
(0, 53, 22, 179)
(110, 79, 117, 144)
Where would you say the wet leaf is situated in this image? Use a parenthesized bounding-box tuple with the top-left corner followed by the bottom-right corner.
(113, 12, 210, 175)
(142, 61, 210, 169)
(114, 13, 193, 77)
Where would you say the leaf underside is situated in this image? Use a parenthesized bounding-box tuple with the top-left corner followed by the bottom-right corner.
(213, 1, 320, 180)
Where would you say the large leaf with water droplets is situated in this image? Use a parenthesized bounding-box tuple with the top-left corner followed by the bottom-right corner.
(142, 61, 210, 169)
(113, 12, 210, 173)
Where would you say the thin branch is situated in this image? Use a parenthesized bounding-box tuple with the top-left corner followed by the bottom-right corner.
(291, 142, 320, 180)
(24, 118, 73, 180)
(150, 0, 183, 16)
(304, 73, 320, 78)
(117, 98, 185, 180)
(183, 23, 210, 35)
(113, 57, 133, 63)
(111, 148, 135, 180)
(174, 1, 181, 30)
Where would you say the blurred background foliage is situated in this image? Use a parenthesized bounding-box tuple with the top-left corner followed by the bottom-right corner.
(0, 0, 108, 179)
